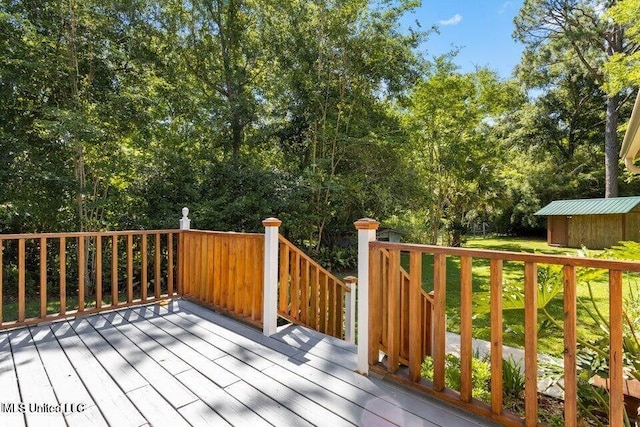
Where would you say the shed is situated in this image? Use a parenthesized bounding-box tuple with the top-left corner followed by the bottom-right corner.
(377, 228, 402, 243)
(534, 196, 640, 249)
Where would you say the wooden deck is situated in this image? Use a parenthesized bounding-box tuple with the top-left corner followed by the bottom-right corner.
(0, 299, 498, 427)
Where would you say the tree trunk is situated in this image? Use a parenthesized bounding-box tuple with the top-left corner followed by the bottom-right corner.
(605, 93, 619, 198)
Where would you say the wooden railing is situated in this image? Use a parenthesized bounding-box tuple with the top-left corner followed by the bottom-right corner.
(368, 240, 640, 427)
(374, 248, 433, 366)
(278, 235, 349, 339)
(180, 230, 264, 327)
(0, 230, 178, 330)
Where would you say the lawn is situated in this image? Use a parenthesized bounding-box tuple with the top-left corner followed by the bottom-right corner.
(407, 236, 621, 356)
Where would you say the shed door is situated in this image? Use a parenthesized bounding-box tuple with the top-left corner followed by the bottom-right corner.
(549, 216, 568, 246)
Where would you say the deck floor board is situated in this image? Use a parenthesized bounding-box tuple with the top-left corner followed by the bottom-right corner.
(0, 299, 499, 427)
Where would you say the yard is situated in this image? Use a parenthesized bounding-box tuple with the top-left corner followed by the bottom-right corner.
(411, 236, 634, 356)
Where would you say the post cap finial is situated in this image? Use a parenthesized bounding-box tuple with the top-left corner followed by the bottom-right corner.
(182, 207, 189, 217)
(354, 218, 380, 230)
(262, 217, 282, 227)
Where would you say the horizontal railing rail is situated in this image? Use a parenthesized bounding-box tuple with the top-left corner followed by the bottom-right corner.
(278, 235, 349, 339)
(180, 230, 264, 327)
(369, 240, 635, 427)
(0, 230, 179, 330)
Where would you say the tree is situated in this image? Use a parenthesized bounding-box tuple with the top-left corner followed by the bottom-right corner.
(514, 0, 634, 198)
(402, 60, 523, 245)
(605, 0, 640, 92)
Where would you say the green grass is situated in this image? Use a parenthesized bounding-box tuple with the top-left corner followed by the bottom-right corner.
(407, 236, 615, 356)
(2, 293, 128, 323)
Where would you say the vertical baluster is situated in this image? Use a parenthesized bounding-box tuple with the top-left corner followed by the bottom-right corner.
(291, 250, 299, 320)
(154, 234, 161, 299)
(141, 234, 148, 301)
(563, 265, 577, 427)
(460, 256, 473, 401)
(18, 238, 25, 322)
(328, 278, 336, 337)
(78, 236, 85, 312)
(127, 234, 133, 304)
(490, 259, 503, 415)
(609, 270, 624, 427)
(96, 236, 102, 309)
(432, 253, 447, 391)
(112, 235, 118, 306)
(60, 237, 66, 315)
(409, 251, 422, 381)
(387, 249, 400, 373)
(40, 237, 47, 319)
(319, 272, 327, 333)
(279, 243, 289, 315)
(168, 233, 174, 296)
(368, 248, 382, 365)
(300, 258, 309, 324)
(524, 262, 538, 426)
(310, 267, 319, 329)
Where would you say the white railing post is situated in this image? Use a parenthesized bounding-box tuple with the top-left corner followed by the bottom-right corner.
(179, 207, 191, 230)
(354, 218, 379, 375)
(343, 276, 357, 344)
(262, 217, 282, 336)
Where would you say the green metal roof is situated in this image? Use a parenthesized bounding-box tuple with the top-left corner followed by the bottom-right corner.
(534, 196, 640, 216)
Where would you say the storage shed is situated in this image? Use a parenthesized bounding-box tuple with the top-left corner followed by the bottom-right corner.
(534, 196, 640, 249)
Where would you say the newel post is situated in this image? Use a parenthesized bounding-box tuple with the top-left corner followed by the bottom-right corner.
(354, 218, 380, 375)
(262, 217, 282, 336)
(179, 207, 191, 230)
(343, 276, 357, 344)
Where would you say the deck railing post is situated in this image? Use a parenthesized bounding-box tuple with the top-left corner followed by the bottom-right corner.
(354, 218, 380, 375)
(343, 276, 357, 343)
(262, 217, 282, 336)
(179, 207, 191, 230)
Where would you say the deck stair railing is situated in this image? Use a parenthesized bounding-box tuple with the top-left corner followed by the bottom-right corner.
(277, 235, 351, 340)
(354, 215, 640, 427)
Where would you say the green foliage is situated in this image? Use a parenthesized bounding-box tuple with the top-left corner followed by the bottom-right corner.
(502, 355, 525, 400)
(421, 352, 492, 403)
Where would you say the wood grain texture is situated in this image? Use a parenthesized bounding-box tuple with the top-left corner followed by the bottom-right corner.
(563, 265, 577, 427)
(609, 270, 624, 427)
(408, 251, 422, 381)
(490, 259, 503, 415)
(524, 262, 538, 426)
(460, 256, 473, 403)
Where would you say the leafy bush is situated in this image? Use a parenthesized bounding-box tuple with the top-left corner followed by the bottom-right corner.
(502, 355, 525, 400)
(421, 352, 492, 402)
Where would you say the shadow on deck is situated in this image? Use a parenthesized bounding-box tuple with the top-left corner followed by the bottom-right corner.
(0, 299, 498, 427)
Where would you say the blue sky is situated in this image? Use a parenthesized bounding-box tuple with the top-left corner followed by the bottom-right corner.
(401, 0, 525, 78)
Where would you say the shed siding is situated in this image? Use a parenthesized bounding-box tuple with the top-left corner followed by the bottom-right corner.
(567, 214, 623, 249)
(625, 212, 640, 242)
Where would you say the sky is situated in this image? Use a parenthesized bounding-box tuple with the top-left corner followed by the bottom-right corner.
(400, 0, 525, 78)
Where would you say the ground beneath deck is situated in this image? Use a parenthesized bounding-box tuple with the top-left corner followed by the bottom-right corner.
(0, 299, 499, 427)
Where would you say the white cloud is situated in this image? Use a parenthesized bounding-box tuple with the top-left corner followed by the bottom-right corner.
(498, 1, 513, 14)
(439, 14, 462, 26)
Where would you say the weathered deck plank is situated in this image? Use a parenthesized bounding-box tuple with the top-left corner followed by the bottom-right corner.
(0, 299, 498, 427)
(0, 332, 25, 427)
(8, 328, 66, 427)
(50, 322, 147, 427)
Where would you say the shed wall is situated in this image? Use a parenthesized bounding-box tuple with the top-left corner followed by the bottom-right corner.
(625, 211, 640, 242)
(567, 214, 623, 249)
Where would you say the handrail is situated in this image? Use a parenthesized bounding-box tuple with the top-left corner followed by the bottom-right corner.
(371, 240, 640, 271)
